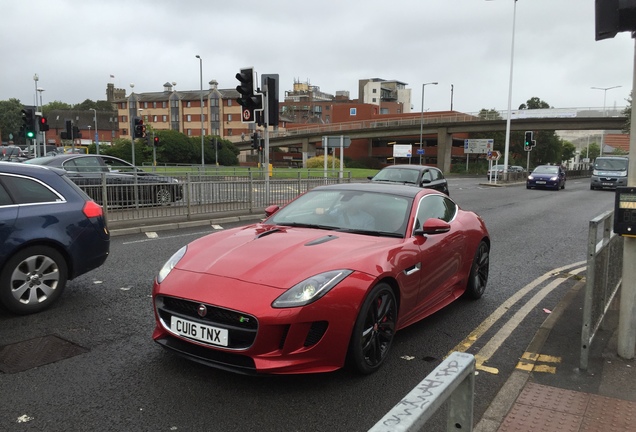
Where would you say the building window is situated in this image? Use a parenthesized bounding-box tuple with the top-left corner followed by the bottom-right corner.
(122, 115, 127, 123)
(372, 88, 377, 93)
(187, 115, 192, 122)
(153, 115, 158, 122)
(120, 102, 127, 109)
(162, 101, 167, 108)
(227, 99, 232, 107)
(171, 100, 178, 108)
(144, 102, 148, 108)
(228, 129, 232, 136)
(187, 101, 191, 108)
(153, 102, 157, 108)
(227, 114, 232, 122)
(163, 115, 167, 122)
(349, 108, 357, 116)
(187, 129, 192, 136)
(372, 98, 377, 103)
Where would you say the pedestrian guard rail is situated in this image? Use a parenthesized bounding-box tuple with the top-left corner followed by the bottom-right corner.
(368, 352, 475, 432)
(581, 209, 623, 370)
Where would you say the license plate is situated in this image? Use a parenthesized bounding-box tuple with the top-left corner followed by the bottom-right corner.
(170, 316, 229, 346)
(536, 181, 546, 184)
(602, 183, 613, 186)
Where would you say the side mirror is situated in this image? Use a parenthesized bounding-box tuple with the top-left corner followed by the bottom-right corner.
(413, 218, 451, 236)
(265, 205, 280, 217)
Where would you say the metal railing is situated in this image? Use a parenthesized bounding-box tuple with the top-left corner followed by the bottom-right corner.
(368, 352, 475, 432)
(580, 210, 623, 370)
(81, 170, 351, 228)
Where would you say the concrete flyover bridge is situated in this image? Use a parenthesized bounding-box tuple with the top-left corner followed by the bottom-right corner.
(235, 107, 629, 173)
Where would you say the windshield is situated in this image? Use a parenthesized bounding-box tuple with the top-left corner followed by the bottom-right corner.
(594, 158, 628, 171)
(533, 166, 559, 174)
(267, 189, 412, 237)
(372, 168, 419, 184)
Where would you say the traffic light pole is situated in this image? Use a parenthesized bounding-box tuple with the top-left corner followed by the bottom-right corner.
(263, 83, 270, 203)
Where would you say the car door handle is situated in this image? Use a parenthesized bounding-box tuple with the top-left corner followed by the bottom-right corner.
(403, 263, 421, 276)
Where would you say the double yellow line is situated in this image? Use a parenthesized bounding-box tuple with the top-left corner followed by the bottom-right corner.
(447, 261, 586, 375)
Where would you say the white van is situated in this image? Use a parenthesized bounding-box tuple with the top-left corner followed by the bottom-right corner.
(590, 156, 629, 190)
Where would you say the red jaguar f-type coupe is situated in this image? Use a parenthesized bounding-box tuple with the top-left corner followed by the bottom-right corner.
(152, 183, 490, 375)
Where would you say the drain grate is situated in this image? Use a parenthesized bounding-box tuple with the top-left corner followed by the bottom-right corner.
(0, 335, 88, 374)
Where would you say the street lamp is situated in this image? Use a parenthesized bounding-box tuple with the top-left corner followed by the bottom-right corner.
(419, 82, 438, 164)
(89, 108, 99, 154)
(487, 0, 518, 180)
(196, 55, 204, 168)
(591, 85, 621, 156)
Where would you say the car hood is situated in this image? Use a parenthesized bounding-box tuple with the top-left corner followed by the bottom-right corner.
(175, 224, 397, 289)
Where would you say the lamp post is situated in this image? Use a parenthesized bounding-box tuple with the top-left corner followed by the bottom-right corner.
(89, 108, 99, 154)
(591, 85, 621, 156)
(419, 82, 438, 164)
(487, 0, 517, 180)
(196, 55, 205, 168)
(37, 87, 45, 157)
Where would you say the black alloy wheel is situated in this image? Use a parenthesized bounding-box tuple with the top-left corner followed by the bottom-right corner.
(347, 283, 397, 374)
(465, 240, 489, 299)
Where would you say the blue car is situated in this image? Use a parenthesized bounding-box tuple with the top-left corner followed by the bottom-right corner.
(526, 165, 566, 190)
(0, 162, 110, 314)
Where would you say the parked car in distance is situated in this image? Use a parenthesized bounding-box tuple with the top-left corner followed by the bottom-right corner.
(0, 162, 110, 314)
(24, 154, 183, 207)
(152, 183, 490, 375)
(590, 156, 629, 190)
(509, 165, 526, 173)
(486, 164, 510, 179)
(526, 165, 566, 190)
(368, 164, 449, 195)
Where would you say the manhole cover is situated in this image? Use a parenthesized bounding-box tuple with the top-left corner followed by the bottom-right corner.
(0, 335, 88, 374)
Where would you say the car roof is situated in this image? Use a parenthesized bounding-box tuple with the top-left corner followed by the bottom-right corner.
(0, 161, 66, 177)
(380, 164, 439, 172)
(312, 182, 442, 199)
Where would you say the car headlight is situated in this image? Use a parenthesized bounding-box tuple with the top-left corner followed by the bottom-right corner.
(550, 176, 558, 181)
(157, 246, 187, 283)
(272, 270, 353, 308)
(528, 175, 534, 180)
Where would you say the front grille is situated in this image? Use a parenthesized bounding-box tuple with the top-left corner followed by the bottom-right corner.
(157, 295, 258, 349)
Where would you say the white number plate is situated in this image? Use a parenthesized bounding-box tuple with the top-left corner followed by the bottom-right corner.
(170, 316, 228, 347)
(536, 181, 546, 184)
(602, 183, 613, 186)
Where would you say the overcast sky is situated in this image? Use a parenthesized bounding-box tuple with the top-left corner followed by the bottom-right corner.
(2, 0, 634, 115)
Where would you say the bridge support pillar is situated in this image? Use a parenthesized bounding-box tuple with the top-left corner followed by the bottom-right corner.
(437, 128, 452, 174)
(301, 138, 316, 168)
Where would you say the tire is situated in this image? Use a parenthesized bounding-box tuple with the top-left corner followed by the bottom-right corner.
(465, 241, 489, 299)
(346, 283, 397, 374)
(0, 246, 68, 314)
(155, 187, 173, 205)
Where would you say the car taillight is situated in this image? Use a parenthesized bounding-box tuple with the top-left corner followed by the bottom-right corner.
(83, 200, 104, 218)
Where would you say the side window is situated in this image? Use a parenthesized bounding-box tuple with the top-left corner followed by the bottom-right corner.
(415, 195, 457, 228)
(421, 170, 432, 182)
(1, 176, 61, 204)
(0, 181, 13, 206)
(430, 169, 442, 181)
(69, 157, 106, 173)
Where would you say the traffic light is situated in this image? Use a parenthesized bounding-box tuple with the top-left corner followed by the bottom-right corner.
(153, 136, 160, 146)
(133, 117, 146, 138)
(595, 0, 636, 40)
(236, 68, 263, 123)
(21, 108, 35, 139)
(251, 132, 259, 149)
(73, 125, 82, 138)
(38, 116, 49, 132)
(524, 131, 533, 151)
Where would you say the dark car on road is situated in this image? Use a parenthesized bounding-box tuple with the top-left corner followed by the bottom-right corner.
(0, 162, 110, 314)
(526, 165, 566, 190)
(25, 154, 183, 207)
(368, 164, 450, 196)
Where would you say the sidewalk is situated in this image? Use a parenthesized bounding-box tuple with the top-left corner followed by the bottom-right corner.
(476, 280, 636, 432)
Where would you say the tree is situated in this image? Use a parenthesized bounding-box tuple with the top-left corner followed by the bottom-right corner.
(623, 91, 632, 133)
(583, 142, 601, 161)
(0, 98, 24, 142)
(561, 141, 576, 163)
(42, 100, 73, 115)
(519, 97, 551, 110)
